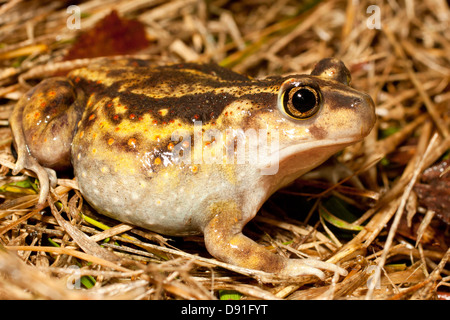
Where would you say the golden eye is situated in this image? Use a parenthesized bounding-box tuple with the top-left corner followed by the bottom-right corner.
(280, 85, 321, 120)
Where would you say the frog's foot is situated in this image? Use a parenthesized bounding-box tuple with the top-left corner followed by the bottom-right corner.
(10, 90, 57, 205)
(203, 202, 347, 279)
(282, 258, 347, 280)
(12, 149, 57, 205)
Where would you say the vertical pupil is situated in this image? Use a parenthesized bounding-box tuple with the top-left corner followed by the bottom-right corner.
(291, 89, 317, 113)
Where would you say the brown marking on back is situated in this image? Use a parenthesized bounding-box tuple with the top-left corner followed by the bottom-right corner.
(70, 64, 281, 126)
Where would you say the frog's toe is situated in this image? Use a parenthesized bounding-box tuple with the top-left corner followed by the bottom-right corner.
(13, 153, 53, 205)
(283, 258, 347, 279)
(12, 155, 26, 176)
(45, 168, 57, 188)
(32, 164, 53, 205)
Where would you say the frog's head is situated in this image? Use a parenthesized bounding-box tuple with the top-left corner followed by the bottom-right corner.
(253, 58, 376, 180)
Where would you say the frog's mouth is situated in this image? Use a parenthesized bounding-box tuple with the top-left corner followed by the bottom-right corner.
(259, 137, 361, 176)
(279, 137, 361, 159)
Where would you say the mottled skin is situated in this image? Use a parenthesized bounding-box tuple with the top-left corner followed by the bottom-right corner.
(10, 58, 375, 278)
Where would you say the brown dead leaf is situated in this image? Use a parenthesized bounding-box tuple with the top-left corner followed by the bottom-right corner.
(64, 10, 150, 60)
(414, 161, 450, 224)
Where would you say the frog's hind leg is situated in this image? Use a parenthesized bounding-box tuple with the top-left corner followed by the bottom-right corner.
(9, 78, 84, 205)
(10, 125, 56, 205)
(203, 201, 347, 279)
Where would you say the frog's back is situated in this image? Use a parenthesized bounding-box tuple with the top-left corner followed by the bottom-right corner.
(71, 62, 281, 177)
(69, 62, 278, 126)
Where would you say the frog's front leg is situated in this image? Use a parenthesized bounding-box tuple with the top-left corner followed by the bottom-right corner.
(10, 78, 85, 204)
(203, 201, 347, 279)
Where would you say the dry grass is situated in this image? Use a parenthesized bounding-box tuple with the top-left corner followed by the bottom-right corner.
(0, 0, 449, 300)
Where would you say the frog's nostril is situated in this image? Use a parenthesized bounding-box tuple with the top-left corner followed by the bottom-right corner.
(352, 97, 363, 108)
(356, 94, 375, 111)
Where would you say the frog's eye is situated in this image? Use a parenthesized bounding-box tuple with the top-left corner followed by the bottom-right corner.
(279, 84, 321, 120)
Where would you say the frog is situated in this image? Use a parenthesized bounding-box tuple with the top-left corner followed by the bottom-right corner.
(10, 58, 375, 279)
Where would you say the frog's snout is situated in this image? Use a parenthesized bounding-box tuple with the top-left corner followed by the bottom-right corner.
(358, 92, 376, 137)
